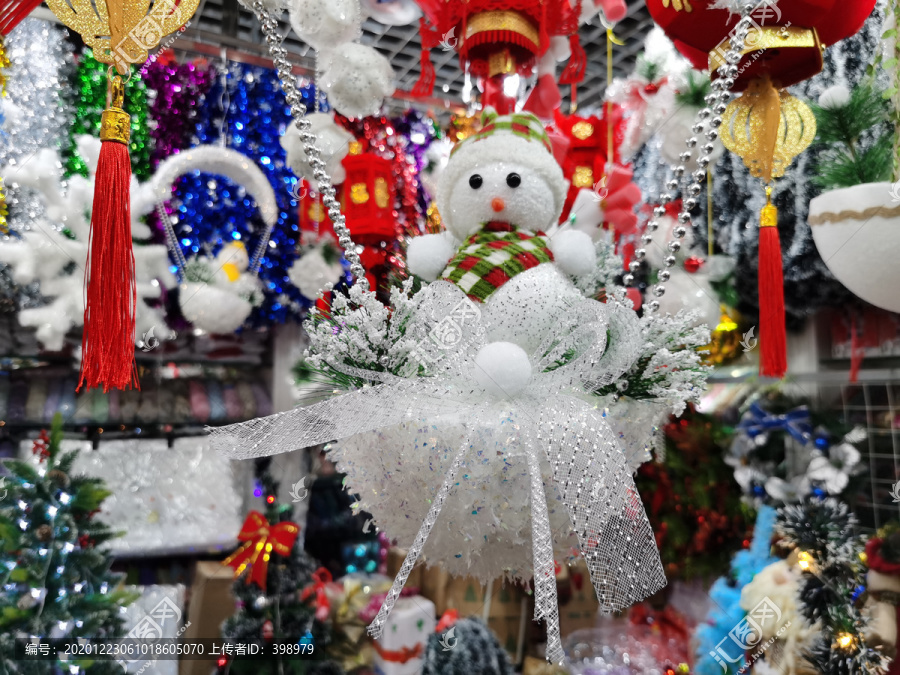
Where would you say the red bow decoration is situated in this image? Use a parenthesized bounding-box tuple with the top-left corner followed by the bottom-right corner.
(223, 511, 299, 592)
(300, 567, 333, 621)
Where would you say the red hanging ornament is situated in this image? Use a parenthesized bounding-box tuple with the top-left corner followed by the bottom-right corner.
(300, 567, 334, 621)
(31, 430, 50, 463)
(78, 75, 138, 393)
(222, 511, 300, 592)
(412, 0, 585, 108)
(261, 619, 274, 641)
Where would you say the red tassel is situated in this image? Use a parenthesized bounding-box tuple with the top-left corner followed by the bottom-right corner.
(78, 75, 138, 392)
(559, 33, 586, 85)
(758, 188, 786, 379)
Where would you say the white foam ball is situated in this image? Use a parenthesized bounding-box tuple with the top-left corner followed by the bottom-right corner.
(549, 229, 596, 276)
(281, 113, 353, 185)
(473, 342, 532, 398)
(320, 43, 394, 119)
(289, 0, 361, 51)
(818, 85, 851, 109)
(288, 247, 344, 298)
(406, 233, 455, 281)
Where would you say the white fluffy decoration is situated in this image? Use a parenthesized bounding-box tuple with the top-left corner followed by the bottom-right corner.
(437, 130, 566, 237)
(472, 342, 532, 398)
(0, 138, 175, 351)
(818, 84, 851, 109)
(289, 0, 361, 51)
(180, 283, 255, 335)
(280, 112, 353, 185)
(180, 242, 263, 334)
(319, 43, 394, 119)
(359, 0, 420, 26)
(406, 231, 458, 281)
(548, 229, 596, 276)
(288, 246, 345, 299)
(154, 145, 278, 227)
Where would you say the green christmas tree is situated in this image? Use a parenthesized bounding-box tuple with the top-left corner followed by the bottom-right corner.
(220, 458, 344, 675)
(0, 413, 136, 674)
(810, 81, 894, 190)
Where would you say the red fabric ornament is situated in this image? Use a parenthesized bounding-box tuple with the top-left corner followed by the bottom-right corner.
(222, 511, 300, 592)
(261, 619, 274, 641)
(646, 0, 876, 89)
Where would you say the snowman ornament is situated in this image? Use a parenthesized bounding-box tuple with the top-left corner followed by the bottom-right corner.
(408, 108, 597, 395)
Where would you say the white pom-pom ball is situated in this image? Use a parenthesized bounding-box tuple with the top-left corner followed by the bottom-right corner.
(288, 247, 344, 298)
(473, 342, 532, 398)
(406, 232, 456, 281)
(548, 229, 596, 276)
(320, 44, 394, 118)
(818, 85, 851, 109)
(280, 112, 353, 184)
(289, 0, 360, 51)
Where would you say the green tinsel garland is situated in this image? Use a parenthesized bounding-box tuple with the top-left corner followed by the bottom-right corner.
(64, 49, 151, 180)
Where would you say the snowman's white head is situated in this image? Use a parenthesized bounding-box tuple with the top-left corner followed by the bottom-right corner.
(437, 109, 566, 241)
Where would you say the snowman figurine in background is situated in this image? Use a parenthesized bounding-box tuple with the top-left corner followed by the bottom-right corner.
(407, 108, 597, 392)
(180, 241, 263, 334)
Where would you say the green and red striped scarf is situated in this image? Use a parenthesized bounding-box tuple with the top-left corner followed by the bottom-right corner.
(440, 222, 554, 303)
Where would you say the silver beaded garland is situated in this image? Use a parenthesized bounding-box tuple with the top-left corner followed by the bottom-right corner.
(627, 14, 750, 309)
(253, 1, 370, 292)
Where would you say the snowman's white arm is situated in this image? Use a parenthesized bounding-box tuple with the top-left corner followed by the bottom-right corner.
(548, 229, 596, 277)
(406, 230, 459, 282)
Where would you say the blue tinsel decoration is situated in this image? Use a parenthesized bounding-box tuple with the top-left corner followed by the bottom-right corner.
(174, 62, 321, 326)
(693, 505, 780, 675)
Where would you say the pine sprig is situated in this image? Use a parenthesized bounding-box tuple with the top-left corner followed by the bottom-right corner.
(811, 82, 894, 190)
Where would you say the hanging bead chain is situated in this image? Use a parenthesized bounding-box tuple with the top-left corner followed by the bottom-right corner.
(625, 5, 754, 313)
(253, 1, 370, 293)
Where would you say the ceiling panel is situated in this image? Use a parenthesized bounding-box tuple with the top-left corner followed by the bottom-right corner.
(179, 0, 655, 114)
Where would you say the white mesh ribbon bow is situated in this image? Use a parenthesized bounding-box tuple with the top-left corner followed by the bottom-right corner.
(208, 281, 666, 662)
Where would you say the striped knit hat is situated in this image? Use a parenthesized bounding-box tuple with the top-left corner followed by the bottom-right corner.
(437, 108, 566, 233)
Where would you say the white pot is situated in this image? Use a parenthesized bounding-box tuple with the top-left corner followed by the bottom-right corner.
(179, 283, 253, 334)
(809, 182, 900, 313)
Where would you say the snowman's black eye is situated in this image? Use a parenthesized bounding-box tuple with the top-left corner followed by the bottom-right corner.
(506, 173, 521, 188)
(469, 174, 483, 189)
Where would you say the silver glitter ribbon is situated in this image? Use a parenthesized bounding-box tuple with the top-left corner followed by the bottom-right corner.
(209, 282, 666, 663)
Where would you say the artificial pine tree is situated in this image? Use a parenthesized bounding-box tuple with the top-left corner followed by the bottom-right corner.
(0, 413, 136, 675)
(777, 498, 890, 675)
(220, 457, 344, 675)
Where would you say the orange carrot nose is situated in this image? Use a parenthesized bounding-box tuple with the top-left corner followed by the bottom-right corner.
(491, 197, 505, 212)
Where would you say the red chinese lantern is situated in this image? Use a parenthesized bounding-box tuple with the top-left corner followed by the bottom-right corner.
(552, 107, 625, 222)
(413, 0, 585, 112)
(646, 0, 877, 379)
(297, 179, 336, 245)
(340, 146, 398, 296)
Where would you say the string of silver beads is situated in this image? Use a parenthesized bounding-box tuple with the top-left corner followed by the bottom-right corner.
(253, 1, 370, 293)
(625, 6, 754, 314)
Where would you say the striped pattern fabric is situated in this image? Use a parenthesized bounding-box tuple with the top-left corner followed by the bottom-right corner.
(440, 223, 554, 303)
(451, 110, 552, 155)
